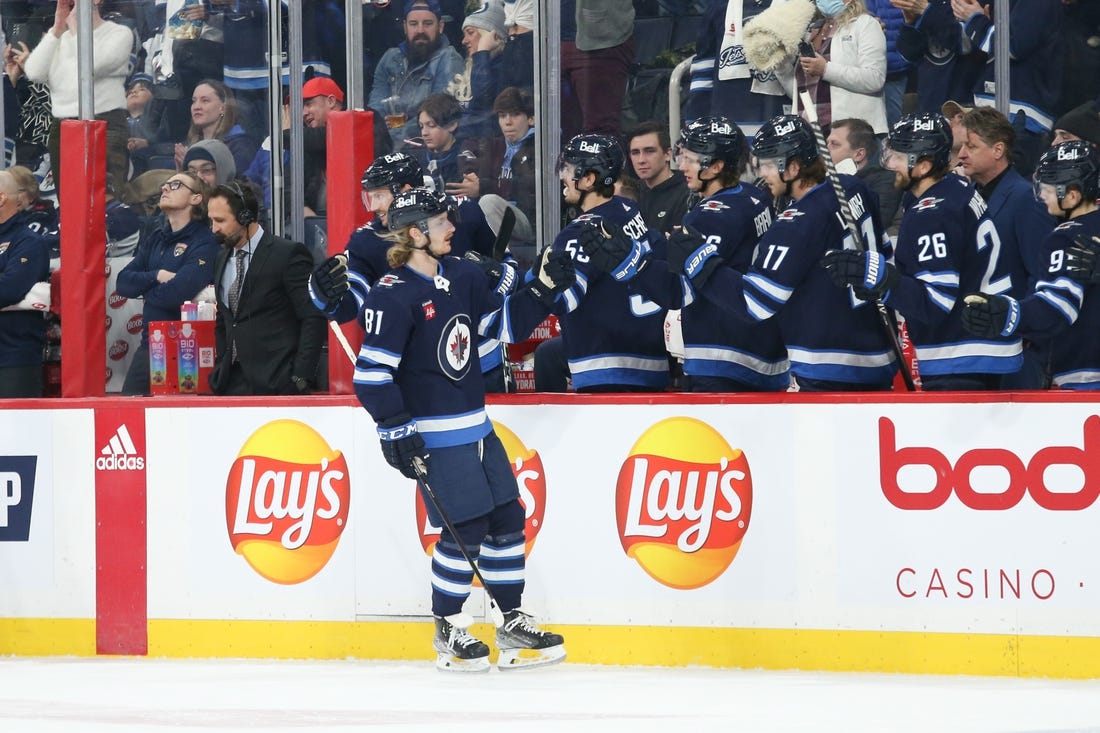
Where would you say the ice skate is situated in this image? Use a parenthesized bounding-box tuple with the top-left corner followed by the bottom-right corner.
(495, 609, 566, 671)
(433, 613, 491, 673)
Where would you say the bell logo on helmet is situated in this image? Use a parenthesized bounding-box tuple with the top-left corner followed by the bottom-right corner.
(578, 141, 602, 154)
(710, 121, 731, 134)
(774, 120, 797, 136)
(1057, 146, 1083, 161)
(913, 118, 936, 132)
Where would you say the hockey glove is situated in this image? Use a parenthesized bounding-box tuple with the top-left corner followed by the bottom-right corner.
(377, 413, 428, 481)
(462, 251, 518, 296)
(309, 253, 349, 314)
(527, 248, 576, 307)
(577, 219, 647, 281)
(961, 293, 1020, 338)
(668, 224, 722, 289)
(1064, 234, 1100, 286)
(821, 249, 898, 301)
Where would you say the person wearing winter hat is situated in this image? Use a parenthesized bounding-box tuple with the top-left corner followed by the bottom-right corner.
(450, 0, 509, 138)
(1052, 101, 1100, 149)
(183, 138, 237, 189)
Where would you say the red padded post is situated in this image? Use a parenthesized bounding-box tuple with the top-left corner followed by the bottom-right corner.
(326, 110, 375, 394)
(60, 120, 108, 398)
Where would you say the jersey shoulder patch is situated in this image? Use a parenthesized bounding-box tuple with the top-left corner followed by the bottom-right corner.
(775, 207, 805, 222)
(912, 196, 944, 212)
(376, 273, 404, 288)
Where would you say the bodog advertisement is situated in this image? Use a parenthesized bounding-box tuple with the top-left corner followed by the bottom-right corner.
(615, 416, 753, 590)
(225, 419, 352, 585)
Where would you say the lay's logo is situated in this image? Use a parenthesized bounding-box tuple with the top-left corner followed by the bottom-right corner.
(225, 420, 351, 584)
(615, 417, 752, 589)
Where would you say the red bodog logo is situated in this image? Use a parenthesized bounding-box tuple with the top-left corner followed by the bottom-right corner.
(880, 416, 1100, 511)
(226, 420, 351, 584)
(415, 421, 546, 559)
(615, 417, 751, 589)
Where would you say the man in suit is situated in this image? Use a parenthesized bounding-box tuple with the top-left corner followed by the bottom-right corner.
(207, 180, 326, 395)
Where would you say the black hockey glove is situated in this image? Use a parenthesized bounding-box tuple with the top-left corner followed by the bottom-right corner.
(577, 218, 647, 281)
(961, 293, 1020, 338)
(667, 224, 722, 289)
(527, 247, 576, 307)
(309, 253, 349, 314)
(377, 413, 428, 481)
(821, 249, 898, 301)
(463, 250, 517, 296)
(1064, 234, 1100, 286)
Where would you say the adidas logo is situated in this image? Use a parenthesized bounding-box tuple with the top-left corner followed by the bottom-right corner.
(95, 424, 145, 471)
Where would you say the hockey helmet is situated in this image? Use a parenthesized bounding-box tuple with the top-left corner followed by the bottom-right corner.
(1034, 141, 1100, 203)
(558, 134, 624, 187)
(361, 152, 424, 194)
(387, 187, 453, 231)
(884, 113, 952, 171)
(751, 114, 819, 171)
(678, 115, 747, 169)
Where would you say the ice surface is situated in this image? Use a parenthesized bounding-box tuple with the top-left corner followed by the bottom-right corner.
(1, 657, 1099, 732)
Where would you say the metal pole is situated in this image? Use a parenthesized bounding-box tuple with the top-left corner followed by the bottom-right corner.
(287, 0, 304, 243)
(267, 0, 285, 235)
(345, 0, 364, 111)
(535, 0, 562, 255)
(77, 0, 94, 120)
(993, 7, 1009, 117)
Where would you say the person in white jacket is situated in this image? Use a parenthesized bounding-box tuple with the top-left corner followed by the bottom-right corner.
(21, 0, 135, 195)
(778, 0, 888, 135)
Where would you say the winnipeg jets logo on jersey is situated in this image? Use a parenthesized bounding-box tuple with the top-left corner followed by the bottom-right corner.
(376, 274, 403, 288)
(775, 208, 804, 222)
(912, 196, 944, 212)
(698, 200, 731, 213)
(438, 314, 473, 380)
(1054, 220, 1081, 232)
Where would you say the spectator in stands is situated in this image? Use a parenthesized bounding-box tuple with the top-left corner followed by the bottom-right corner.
(8, 164, 58, 259)
(3, 30, 52, 172)
(125, 72, 169, 178)
(778, 0, 888, 135)
(208, 179, 325, 395)
(0, 169, 49, 398)
(115, 170, 218, 396)
(865, 0, 911, 127)
(500, 0, 533, 93)
(22, 0, 135, 195)
(448, 0, 508, 139)
(941, 99, 970, 174)
(560, 0, 635, 140)
(685, 0, 786, 139)
(412, 92, 473, 191)
(957, 106, 1055, 388)
(828, 117, 902, 226)
(174, 79, 258, 176)
(893, 0, 983, 117)
(1052, 101, 1100, 148)
(628, 120, 689, 237)
(183, 138, 236, 189)
(368, 0, 465, 151)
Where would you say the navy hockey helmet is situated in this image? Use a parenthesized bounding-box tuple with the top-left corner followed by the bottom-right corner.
(387, 187, 452, 232)
(885, 113, 952, 171)
(1034, 141, 1100, 203)
(751, 115, 819, 172)
(679, 115, 747, 169)
(361, 152, 424, 193)
(558, 134, 624, 187)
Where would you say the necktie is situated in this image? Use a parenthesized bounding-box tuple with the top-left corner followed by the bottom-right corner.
(229, 249, 247, 362)
(229, 249, 247, 315)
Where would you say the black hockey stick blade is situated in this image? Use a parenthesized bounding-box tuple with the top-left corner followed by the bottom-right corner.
(493, 206, 516, 261)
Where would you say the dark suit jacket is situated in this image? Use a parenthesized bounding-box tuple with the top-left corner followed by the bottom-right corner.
(209, 229, 326, 395)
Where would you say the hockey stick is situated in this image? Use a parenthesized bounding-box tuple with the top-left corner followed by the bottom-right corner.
(329, 320, 357, 364)
(493, 206, 516, 262)
(798, 92, 916, 391)
(412, 456, 506, 628)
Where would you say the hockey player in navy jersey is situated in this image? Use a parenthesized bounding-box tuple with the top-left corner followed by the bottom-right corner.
(353, 188, 571, 672)
(579, 116, 788, 391)
(646, 114, 897, 391)
(961, 142, 1100, 389)
(823, 113, 1023, 390)
(309, 152, 511, 391)
(532, 133, 670, 391)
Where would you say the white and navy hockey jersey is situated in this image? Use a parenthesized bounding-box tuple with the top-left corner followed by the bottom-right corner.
(887, 173, 1023, 376)
(1012, 211, 1100, 389)
(353, 257, 506, 447)
(701, 176, 899, 385)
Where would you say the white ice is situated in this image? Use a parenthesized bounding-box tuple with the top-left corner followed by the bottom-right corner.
(2, 657, 1100, 732)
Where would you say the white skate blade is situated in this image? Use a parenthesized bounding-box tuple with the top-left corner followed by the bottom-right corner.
(496, 644, 566, 671)
(435, 652, 491, 673)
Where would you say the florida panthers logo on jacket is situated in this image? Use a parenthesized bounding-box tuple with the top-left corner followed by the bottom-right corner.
(438, 313, 473, 380)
